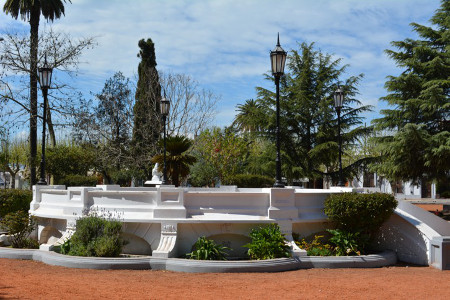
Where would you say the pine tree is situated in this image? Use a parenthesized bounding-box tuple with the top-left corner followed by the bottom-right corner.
(131, 38, 162, 182)
(373, 0, 450, 184)
(254, 42, 372, 185)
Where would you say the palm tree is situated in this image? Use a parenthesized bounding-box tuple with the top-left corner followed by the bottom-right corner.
(151, 135, 196, 187)
(3, 0, 71, 186)
(231, 99, 264, 133)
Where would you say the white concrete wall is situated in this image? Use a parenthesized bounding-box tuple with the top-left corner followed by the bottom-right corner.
(373, 200, 450, 265)
(30, 185, 450, 265)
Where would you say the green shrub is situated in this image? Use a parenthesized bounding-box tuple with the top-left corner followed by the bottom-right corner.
(57, 238, 72, 255)
(110, 169, 135, 187)
(66, 212, 125, 257)
(229, 174, 275, 188)
(295, 234, 333, 256)
(324, 193, 397, 235)
(186, 236, 231, 260)
(46, 143, 96, 183)
(0, 189, 33, 218)
(440, 191, 450, 199)
(244, 223, 291, 260)
(56, 174, 98, 187)
(0, 211, 39, 249)
(327, 229, 369, 256)
(436, 177, 450, 198)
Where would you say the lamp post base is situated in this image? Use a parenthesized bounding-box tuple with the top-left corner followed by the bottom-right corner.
(273, 181, 285, 188)
(37, 180, 47, 185)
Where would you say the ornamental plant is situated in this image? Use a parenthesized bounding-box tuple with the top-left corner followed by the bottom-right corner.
(64, 210, 126, 257)
(244, 223, 290, 260)
(295, 234, 333, 256)
(324, 193, 397, 236)
(0, 189, 32, 218)
(0, 211, 39, 249)
(327, 229, 369, 256)
(229, 174, 275, 188)
(186, 236, 231, 260)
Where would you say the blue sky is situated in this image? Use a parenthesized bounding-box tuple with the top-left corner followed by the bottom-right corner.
(0, 0, 442, 130)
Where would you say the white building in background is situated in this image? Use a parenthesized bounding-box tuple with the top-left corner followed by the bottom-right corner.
(0, 171, 25, 189)
(351, 172, 437, 199)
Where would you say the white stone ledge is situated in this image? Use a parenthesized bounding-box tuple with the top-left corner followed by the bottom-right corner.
(0, 247, 397, 272)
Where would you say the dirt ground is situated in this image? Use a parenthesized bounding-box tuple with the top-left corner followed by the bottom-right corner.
(1, 258, 450, 299)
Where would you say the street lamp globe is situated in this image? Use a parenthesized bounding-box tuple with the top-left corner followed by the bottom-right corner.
(38, 56, 53, 89)
(270, 34, 287, 76)
(160, 97, 170, 116)
(334, 87, 344, 111)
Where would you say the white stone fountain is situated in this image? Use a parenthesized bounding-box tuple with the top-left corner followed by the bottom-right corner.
(29, 184, 450, 269)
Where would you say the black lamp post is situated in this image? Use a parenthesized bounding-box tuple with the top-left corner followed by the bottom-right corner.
(37, 55, 53, 185)
(334, 87, 345, 187)
(160, 95, 170, 185)
(270, 33, 287, 188)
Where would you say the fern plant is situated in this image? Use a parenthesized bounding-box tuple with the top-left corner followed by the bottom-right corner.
(187, 236, 231, 260)
(244, 224, 291, 260)
(327, 229, 369, 256)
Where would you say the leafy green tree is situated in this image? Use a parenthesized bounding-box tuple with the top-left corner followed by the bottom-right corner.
(188, 159, 218, 187)
(244, 138, 276, 178)
(190, 127, 247, 186)
(0, 138, 28, 189)
(95, 72, 134, 184)
(131, 38, 161, 182)
(373, 0, 450, 184)
(46, 142, 96, 184)
(254, 42, 372, 185)
(151, 135, 196, 187)
(73, 72, 134, 184)
(3, 0, 71, 186)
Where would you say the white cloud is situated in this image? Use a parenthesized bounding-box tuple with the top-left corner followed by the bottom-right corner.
(0, 0, 442, 128)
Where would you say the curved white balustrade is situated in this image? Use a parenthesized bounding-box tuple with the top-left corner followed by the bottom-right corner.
(29, 185, 450, 269)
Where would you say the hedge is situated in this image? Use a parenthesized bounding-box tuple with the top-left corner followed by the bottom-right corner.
(55, 175, 98, 187)
(0, 189, 33, 218)
(324, 192, 397, 235)
(229, 174, 275, 188)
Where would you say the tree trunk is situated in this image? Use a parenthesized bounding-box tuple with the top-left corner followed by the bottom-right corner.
(10, 173, 16, 189)
(102, 170, 112, 184)
(46, 104, 57, 147)
(29, 8, 40, 188)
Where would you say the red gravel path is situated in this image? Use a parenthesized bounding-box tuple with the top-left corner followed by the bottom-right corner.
(1, 258, 450, 299)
